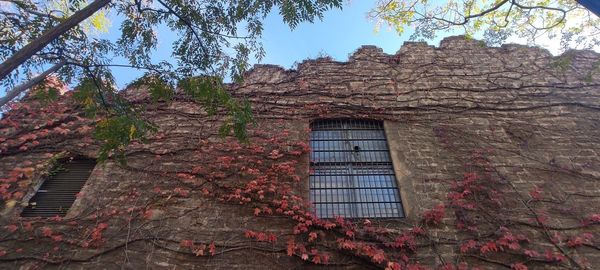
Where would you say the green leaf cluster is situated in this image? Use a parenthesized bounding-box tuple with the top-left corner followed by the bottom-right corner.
(551, 54, 573, 72)
(370, 0, 600, 52)
(2, 0, 343, 163)
(94, 114, 157, 163)
(33, 87, 60, 104)
(73, 73, 157, 163)
(584, 60, 600, 83)
(129, 75, 175, 103)
(179, 77, 254, 141)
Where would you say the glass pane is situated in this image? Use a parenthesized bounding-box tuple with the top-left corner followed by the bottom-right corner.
(347, 140, 388, 151)
(357, 203, 403, 218)
(309, 119, 404, 218)
(352, 165, 395, 175)
(348, 130, 386, 140)
(355, 175, 397, 188)
(310, 140, 349, 151)
(311, 130, 345, 140)
(312, 120, 344, 130)
(310, 175, 352, 188)
(311, 151, 351, 163)
(311, 189, 353, 203)
(353, 151, 391, 162)
(343, 120, 383, 130)
(311, 164, 350, 175)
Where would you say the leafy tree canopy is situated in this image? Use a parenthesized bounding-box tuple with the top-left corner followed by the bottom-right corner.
(0, 0, 342, 161)
(2, 0, 343, 87)
(370, 0, 599, 51)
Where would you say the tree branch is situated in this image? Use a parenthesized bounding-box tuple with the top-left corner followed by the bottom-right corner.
(0, 0, 110, 81)
(0, 59, 66, 107)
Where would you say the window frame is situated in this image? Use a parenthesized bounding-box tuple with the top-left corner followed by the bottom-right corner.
(308, 119, 406, 219)
(20, 157, 96, 218)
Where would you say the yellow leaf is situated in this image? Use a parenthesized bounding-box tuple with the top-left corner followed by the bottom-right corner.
(48, 0, 111, 34)
(90, 11, 110, 33)
(129, 124, 137, 140)
(84, 96, 94, 106)
(98, 119, 109, 128)
(5, 200, 16, 209)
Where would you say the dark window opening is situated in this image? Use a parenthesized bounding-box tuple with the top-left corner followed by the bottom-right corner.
(20, 158, 95, 217)
(309, 119, 405, 218)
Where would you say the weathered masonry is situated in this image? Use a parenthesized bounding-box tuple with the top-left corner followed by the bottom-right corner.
(1, 36, 600, 269)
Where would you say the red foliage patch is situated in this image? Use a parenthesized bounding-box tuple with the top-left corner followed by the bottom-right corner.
(422, 204, 445, 225)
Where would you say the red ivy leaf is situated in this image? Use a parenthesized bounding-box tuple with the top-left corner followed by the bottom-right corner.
(12, 191, 24, 199)
(337, 238, 356, 250)
(528, 186, 542, 200)
(308, 232, 318, 242)
(244, 230, 256, 238)
(42, 227, 53, 237)
(51, 234, 63, 242)
(460, 240, 477, 253)
(267, 233, 277, 243)
(256, 232, 267, 242)
(523, 249, 540, 257)
(268, 150, 284, 160)
(180, 240, 194, 248)
(544, 250, 566, 262)
(480, 241, 498, 254)
(5, 224, 17, 233)
(311, 254, 322, 264)
(323, 222, 336, 230)
(195, 244, 206, 256)
(173, 187, 190, 197)
(371, 250, 386, 263)
(209, 241, 216, 256)
(422, 204, 445, 225)
(441, 264, 456, 270)
(143, 209, 154, 220)
(410, 226, 425, 235)
(386, 262, 402, 270)
(286, 238, 295, 256)
(511, 263, 528, 270)
(584, 214, 600, 225)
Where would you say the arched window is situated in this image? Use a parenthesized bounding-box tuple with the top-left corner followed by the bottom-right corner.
(309, 119, 404, 218)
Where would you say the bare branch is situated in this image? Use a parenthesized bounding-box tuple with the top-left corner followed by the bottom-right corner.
(0, 59, 66, 107)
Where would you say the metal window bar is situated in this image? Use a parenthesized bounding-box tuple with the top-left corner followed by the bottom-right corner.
(20, 159, 96, 218)
(309, 119, 405, 218)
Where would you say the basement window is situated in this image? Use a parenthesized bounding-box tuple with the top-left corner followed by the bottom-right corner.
(309, 119, 405, 218)
(20, 158, 95, 218)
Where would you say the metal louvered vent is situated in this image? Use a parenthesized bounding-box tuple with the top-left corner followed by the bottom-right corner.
(20, 159, 95, 218)
(309, 119, 405, 218)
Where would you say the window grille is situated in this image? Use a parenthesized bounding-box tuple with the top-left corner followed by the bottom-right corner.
(309, 119, 404, 218)
(21, 158, 95, 217)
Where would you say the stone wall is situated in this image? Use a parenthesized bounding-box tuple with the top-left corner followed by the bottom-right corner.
(1, 36, 599, 269)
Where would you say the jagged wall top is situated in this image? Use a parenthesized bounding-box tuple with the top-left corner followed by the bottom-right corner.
(239, 35, 600, 86)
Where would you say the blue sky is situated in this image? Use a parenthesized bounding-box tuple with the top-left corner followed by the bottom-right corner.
(257, 2, 412, 69)
(5, 1, 595, 93)
(3, 2, 424, 100)
(104, 1, 426, 88)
